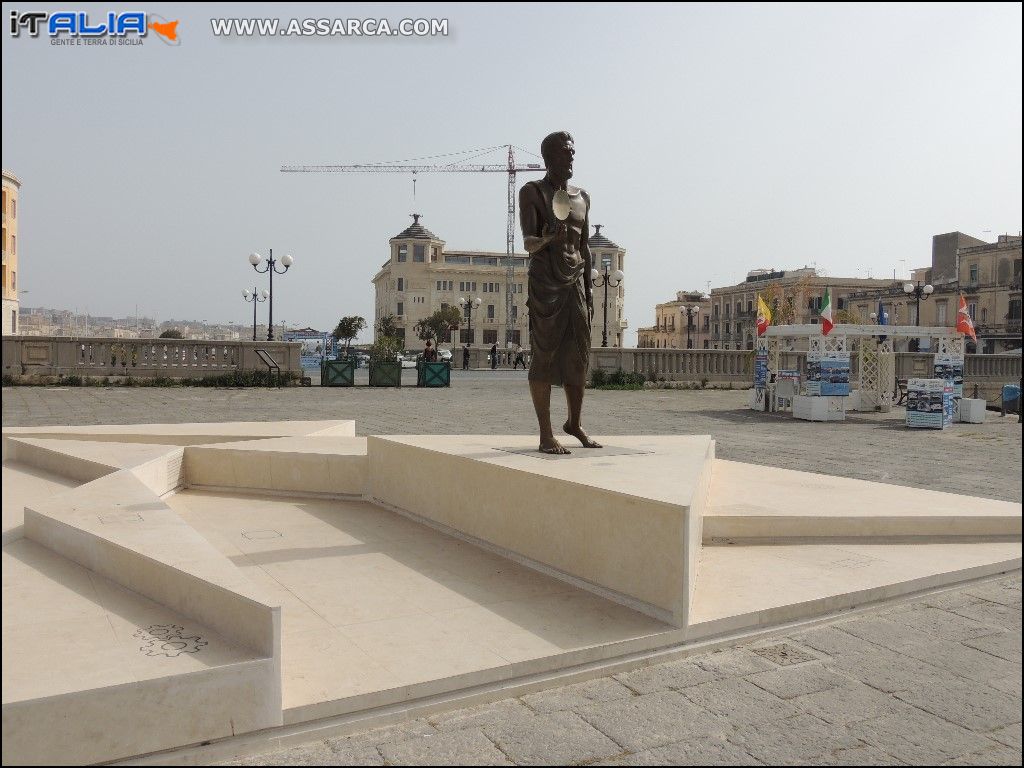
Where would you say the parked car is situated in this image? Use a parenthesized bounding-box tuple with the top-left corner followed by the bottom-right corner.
(438, 348, 453, 362)
(399, 353, 417, 369)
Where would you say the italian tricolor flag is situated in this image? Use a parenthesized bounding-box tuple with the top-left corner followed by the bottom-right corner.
(820, 287, 834, 336)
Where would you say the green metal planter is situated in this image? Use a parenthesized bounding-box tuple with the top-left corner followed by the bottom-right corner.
(417, 361, 451, 387)
(368, 361, 402, 387)
(322, 358, 356, 387)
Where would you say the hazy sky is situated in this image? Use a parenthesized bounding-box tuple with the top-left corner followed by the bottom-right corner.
(3, 2, 1021, 344)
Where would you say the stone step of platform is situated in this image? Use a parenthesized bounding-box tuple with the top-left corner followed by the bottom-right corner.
(705, 459, 1021, 543)
(1, 538, 273, 766)
(183, 436, 368, 497)
(1, 419, 356, 446)
(689, 540, 1021, 640)
(3, 436, 172, 484)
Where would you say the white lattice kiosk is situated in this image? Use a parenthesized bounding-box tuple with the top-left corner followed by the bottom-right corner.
(751, 324, 966, 418)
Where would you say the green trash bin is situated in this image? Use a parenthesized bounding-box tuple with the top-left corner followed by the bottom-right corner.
(418, 361, 451, 387)
(322, 358, 356, 387)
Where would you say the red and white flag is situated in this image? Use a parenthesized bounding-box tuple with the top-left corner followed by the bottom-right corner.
(956, 295, 977, 342)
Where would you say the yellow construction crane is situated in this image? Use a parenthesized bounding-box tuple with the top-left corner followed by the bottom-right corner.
(281, 145, 544, 346)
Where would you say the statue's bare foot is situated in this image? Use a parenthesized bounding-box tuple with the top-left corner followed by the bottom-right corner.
(539, 436, 571, 454)
(564, 421, 602, 448)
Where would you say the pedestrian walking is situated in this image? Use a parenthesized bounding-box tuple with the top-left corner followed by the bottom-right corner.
(462, 343, 471, 371)
(490, 342, 498, 370)
(514, 344, 526, 370)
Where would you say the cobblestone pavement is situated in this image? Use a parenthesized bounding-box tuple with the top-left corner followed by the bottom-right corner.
(218, 575, 1021, 767)
(2, 381, 1021, 501)
(3, 384, 1021, 765)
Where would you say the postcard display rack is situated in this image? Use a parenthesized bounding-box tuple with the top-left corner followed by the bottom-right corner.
(753, 324, 965, 424)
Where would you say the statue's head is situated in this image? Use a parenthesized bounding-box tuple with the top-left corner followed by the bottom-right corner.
(541, 131, 575, 180)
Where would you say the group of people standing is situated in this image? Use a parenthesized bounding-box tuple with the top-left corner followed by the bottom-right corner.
(452, 343, 527, 371)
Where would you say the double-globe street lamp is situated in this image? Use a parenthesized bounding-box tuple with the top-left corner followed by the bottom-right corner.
(248, 249, 294, 341)
(242, 287, 268, 341)
(590, 265, 625, 347)
(458, 296, 482, 346)
(681, 305, 701, 349)
(903, 280, 934, 326)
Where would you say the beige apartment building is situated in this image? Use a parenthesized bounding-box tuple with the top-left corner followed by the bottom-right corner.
(636, 291, 711, 349)
(707, 268, 896, 350)
(372, 215, 628, 349)
(852, 232, 1022, 353)
(2, 170, 21, 335)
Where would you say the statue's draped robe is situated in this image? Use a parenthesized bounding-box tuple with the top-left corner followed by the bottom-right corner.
(520, 179, 590, 387)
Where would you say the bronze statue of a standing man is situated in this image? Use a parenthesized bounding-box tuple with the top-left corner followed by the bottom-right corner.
(520, 131, 601, 454)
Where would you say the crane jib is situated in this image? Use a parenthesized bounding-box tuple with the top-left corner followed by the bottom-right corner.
(282, 147, 546, 347)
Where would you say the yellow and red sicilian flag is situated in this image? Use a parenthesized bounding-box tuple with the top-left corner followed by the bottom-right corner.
(956, 294, 977, 342)
(756, 294, 772, 336)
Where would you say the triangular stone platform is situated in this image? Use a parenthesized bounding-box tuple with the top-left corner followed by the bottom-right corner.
(1, 422, 1019, 764)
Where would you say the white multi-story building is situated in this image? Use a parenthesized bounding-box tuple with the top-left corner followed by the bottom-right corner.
(372, 215, 628, 348)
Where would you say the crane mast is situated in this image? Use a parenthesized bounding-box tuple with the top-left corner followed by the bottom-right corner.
(282, 146, 543, 349)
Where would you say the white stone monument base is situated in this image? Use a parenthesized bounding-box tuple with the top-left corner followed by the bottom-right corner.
(1, 421, 1019, 765)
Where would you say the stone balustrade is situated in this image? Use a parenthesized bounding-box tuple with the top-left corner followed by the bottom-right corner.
(2, 336, 302, 382)
(591, 348, 1022, 405)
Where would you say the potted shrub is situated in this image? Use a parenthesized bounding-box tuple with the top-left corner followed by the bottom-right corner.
(368, 336, 403, 387)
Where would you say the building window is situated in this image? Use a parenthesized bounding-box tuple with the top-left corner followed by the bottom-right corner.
(935, 300, 948, 325)
(980, 307, 987, 323)
(397, 244, 407, 262)
(713, 304, 719, 317)
(436, 280, 442, 291)
(471, 282, 477, 292)
(968, 302, 977, 321)
(11, 271, 14, 290)
(703, 340, 709, 349)
(969, 264, 979, 284)
(431, 246, 439, 262)
(487, 304, 495, 320)
(511, 305, 518, 320)
(724, 322, 730, 333)
(509, 330, 521, 345)
(396, 302, 404, 316)
(837, 297, 846, 310)
(11, 235, 15, 255)
(10, 199, 15, 218)
(397, 277, 404, 291)
(703, 316, 709, 330)
(460, 328, 474, 344)
(483, 329, 497, 344)
(1008, 299, 1021, 320)
(413, 245, 425, 262)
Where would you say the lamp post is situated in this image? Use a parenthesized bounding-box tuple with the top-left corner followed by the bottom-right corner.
(681, 305, 701, 349)
(590, 265, 625, 347)
(458, 296, 482, 346)
(242, 287, 268, 341)
(248, 249, 294, 341)
(902, 281, 934, 326)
